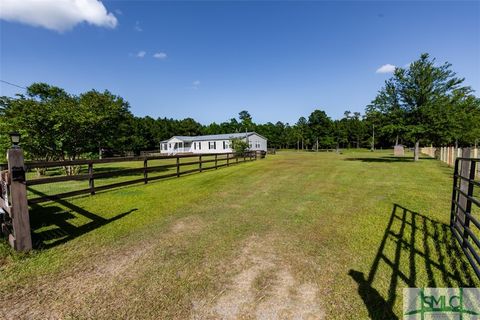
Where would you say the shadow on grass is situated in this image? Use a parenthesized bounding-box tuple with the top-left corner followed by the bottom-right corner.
(28, 188, 137, 250)
(349, 203, 477, 320)
(344, 156, 436, 163)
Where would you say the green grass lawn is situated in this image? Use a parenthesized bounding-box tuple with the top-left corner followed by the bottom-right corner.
(0, 150, 478, 319)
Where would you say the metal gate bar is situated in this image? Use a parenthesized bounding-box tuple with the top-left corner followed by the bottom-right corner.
(450, 156, 480, 279)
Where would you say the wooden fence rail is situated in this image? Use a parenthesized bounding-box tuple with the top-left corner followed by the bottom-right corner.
(1, 149, 266, 252)
(25, 151, 260, 204)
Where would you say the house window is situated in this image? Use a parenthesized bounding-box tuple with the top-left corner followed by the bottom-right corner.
(169, 143, 171, 149)
(198, 142, 201, 150)
(223, 141, 227, 149)
(209, 141, 216, 149)
(193, 142, 196, 150)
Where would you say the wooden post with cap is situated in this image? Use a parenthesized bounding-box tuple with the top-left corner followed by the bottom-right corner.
(7, 147, 32, 251)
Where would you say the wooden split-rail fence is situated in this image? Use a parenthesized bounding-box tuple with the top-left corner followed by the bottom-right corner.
(0, 150, 264, 251)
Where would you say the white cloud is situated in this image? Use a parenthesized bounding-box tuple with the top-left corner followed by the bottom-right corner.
(153, 52, 167, 59)
(136, 51, 146, 58)
(115, 9, 122, 16)
(376, 64, 396, 74)
(134, 21, 142, 32)
(0, 0, 118, 32)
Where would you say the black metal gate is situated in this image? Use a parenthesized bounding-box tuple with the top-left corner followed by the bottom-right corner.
(450, 157, 480, 278)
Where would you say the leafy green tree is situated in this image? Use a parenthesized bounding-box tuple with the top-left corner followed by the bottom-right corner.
(177, 118, 203, 136)
(307, 110, 334, 148)
(2, 67, 477, 161)
(239, 110, 253, 131)
(0, 83, 135, 161)
(296, 117, 308, 150)
(368, 53, 476, 160)
(0, 83, 77, 161)
(230, 137, 249, 154)
(397, 53, 472, 160)
(78, 90, 132, 157)
(366, 80, 406, 146)
(203, 122, 221, 135)
(332, 119, 348, 149)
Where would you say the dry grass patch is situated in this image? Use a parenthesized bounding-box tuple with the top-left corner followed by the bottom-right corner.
(3, 214, 208, 319)
(193, 234, 324, 319)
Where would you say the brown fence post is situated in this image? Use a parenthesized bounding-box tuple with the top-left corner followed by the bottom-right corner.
(215, 154, 218, 169)
(176, 157, 180, 177)
(88, 163, 95, 195)
(227, 154, 230, 166)
(143, 158, 148, 184)
(199, 155, 203, 172)
(7, 148, 32, 252)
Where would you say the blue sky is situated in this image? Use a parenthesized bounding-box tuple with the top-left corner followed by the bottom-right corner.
(1, 1, 479, 125)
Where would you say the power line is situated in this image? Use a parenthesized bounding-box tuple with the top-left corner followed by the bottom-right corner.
(0, 80, 27, 90)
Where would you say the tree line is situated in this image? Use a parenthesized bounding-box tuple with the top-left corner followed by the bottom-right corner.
(1, 53, 479, 161)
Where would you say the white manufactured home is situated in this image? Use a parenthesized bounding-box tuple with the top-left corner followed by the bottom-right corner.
(160, 132, 267, 155)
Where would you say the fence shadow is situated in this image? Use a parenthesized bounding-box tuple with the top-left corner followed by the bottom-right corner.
(28, 188, 137, 249)
(344, 156, 436, 163)
(349, 203, 478, 320)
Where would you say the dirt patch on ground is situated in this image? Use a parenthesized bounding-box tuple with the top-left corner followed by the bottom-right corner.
(193, 235, 324, 319)
(170, 215, 205, 235)
(2, 215, 206, 319)
(2, 239, 158, 319)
